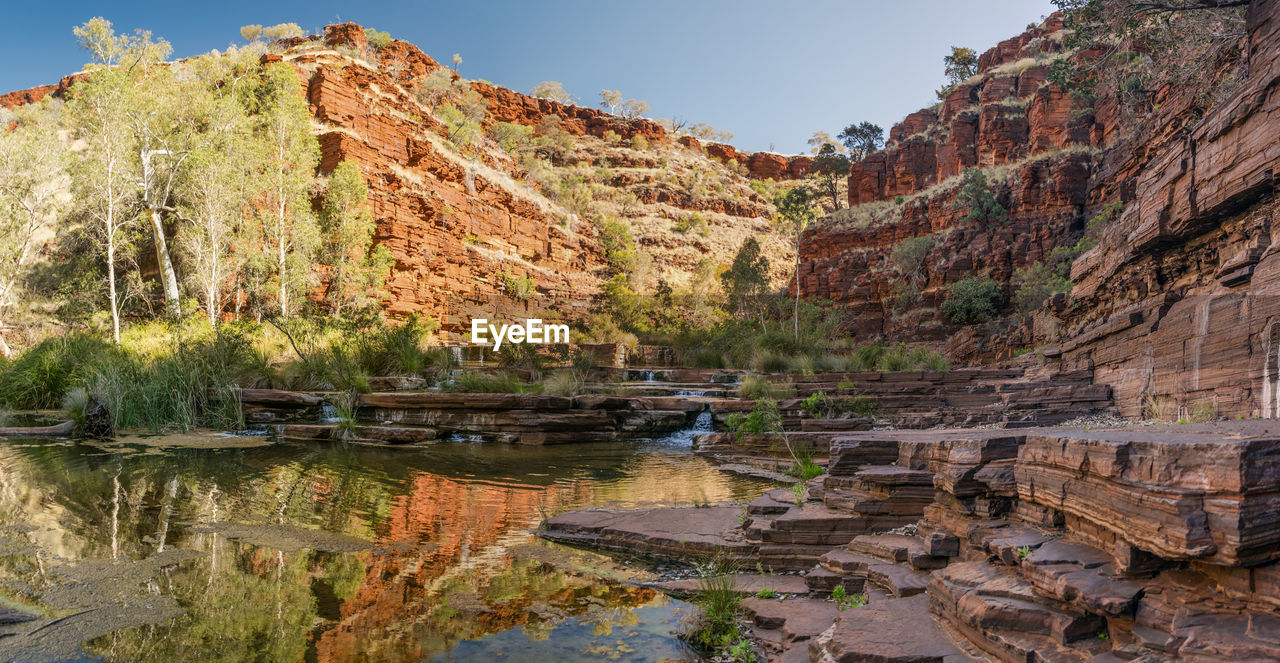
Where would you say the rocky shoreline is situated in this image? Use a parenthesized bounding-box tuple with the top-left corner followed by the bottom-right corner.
(542, 421, 1280, 662)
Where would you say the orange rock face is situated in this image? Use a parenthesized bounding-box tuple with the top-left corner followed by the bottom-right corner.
(802, 2, 1280, 420)
(297, 57, 607, 333)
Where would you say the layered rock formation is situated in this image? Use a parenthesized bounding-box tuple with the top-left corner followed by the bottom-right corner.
(0, 22, 803, 337)
(1049, 1, 1280, 418)
(797, 13, 1097, 343)
(798, 3, 1280, 420)
(545, 420, 1280, 662)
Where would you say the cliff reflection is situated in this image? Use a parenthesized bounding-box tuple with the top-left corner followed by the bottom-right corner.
(0, 438, 770, 662)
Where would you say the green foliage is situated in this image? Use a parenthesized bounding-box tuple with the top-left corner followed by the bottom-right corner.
(490, 121, 534, 152)
(721, 238, 771, 320)
(786, 448, 825, 481)
(736, 376, 793, 400)
(837, 121, 884, 160)
(528, 81, 571, 103)
(321, 161, 391, 315)
(813, 144, 851, 208)
(754, 588, 778, 599)
(1012, 262, 1072, 315)
(791, 483, 806, 506)
(890, 236, 934, 277)
(799, 391, 877, 418)
(352, 314, 444, 377)
(448, 371, 527, 394)
(944, 46, 979, 84)
(1017, 545, 1031, 560)
(0, 333, 116, 409)
(499, 273, 537, 301)
(438, 103, 482, 147)
(674, 212, 709, 236)
(594, 216, 637, 276)
(363, 28, 392, 49)
(830, 584, 867, 610)
(541, 370, 585, 397)
(1011, 201, 1121, 315)
(630, 134, 649, 150)
(953, 168, 1008, 227)
(683, 561, 751, 661)
(943, 276, 1003, 324)
(727, 398, 782, 436)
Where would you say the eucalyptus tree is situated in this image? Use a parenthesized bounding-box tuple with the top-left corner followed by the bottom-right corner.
(0, 104, 67, 356)
(66, 17, 169, 343)
(774, 186, 818, 343)
(320, 161, 393, 316)
(174, 50, 261, 326)
(255, 61, 320, 317)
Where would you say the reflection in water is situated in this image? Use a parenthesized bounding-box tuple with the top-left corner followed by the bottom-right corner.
(0, 435, 772, 662)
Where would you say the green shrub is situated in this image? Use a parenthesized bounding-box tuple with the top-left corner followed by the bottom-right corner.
(499, 272, 537, 301)
(541, 370, 585, 396)
(953, 168, 1008, 227)
(786, 448, 825, 480)
(1012, 262, 1071, 315)
(363, 28, 392, 49)
(448, 371, 526, 393)
(736, 376, 793, 400)
(942, 276, 1003, 324)
(674, 212, 709, 236)
(890, 236, 934, 276)
(728, 398, 782, 435)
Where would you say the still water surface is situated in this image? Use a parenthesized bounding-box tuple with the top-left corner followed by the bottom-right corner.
(0, 431, 773, 662)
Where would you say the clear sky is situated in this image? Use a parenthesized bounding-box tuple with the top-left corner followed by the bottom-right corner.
(3, 0, 1057, 154)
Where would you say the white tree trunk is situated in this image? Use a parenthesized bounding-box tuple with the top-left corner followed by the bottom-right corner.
(150, 209, 181, 319)
(108, 235, 120, 345)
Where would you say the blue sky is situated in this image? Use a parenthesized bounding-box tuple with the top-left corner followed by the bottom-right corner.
(3, 0, 1057, 153)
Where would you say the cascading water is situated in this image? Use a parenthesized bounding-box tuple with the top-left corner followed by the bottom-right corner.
(648, 409, 713, 449)
(319, 404, 339, 422)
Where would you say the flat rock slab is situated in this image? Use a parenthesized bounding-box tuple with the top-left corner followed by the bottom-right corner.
(812, 594, 977, 663)
(743, 597, 839, 642)
(650, 573, 808, 597)
(539, 506, 755, 559)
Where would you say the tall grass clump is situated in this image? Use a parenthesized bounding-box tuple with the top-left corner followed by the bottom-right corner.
(448, 371, 527, 393)
(736, 376, 793, 400)
(786, 448, 825, 481)
(683, 558, 754, 661)
(541, 370, 585, 396)
(0, 334, 118, 409)
(354, 314, 440, 376)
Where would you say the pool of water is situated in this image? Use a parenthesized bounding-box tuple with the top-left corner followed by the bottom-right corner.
(0, 431, 774, 662)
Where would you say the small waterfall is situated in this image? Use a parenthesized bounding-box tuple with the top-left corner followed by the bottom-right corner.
(450, 346, 463, 366)
(643, 370, 656, 382)
(319, 404, 339, 422)
(649, 410, 713, 448)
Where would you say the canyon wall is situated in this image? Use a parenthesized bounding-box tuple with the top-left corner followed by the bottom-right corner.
(1053, 0, 1280, 418)
(799, 2, 1280, 418)
(0, 23, 804, 336)
(797, 13, 1095, 341)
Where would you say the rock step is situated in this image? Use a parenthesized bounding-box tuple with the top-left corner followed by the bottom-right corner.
(958, 520, 1146, 617)
(747, 502, 869, 547)
(819, 549, 931, 597)
(647, 573, 808, 598)
(847, 533, 951, 570)
(747, 490, 798, 515)
(929, 561, 1110, 662)
(812, 593, 979, 662)
(803, 564, 866, 597)
(743, 597, 839, 644)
